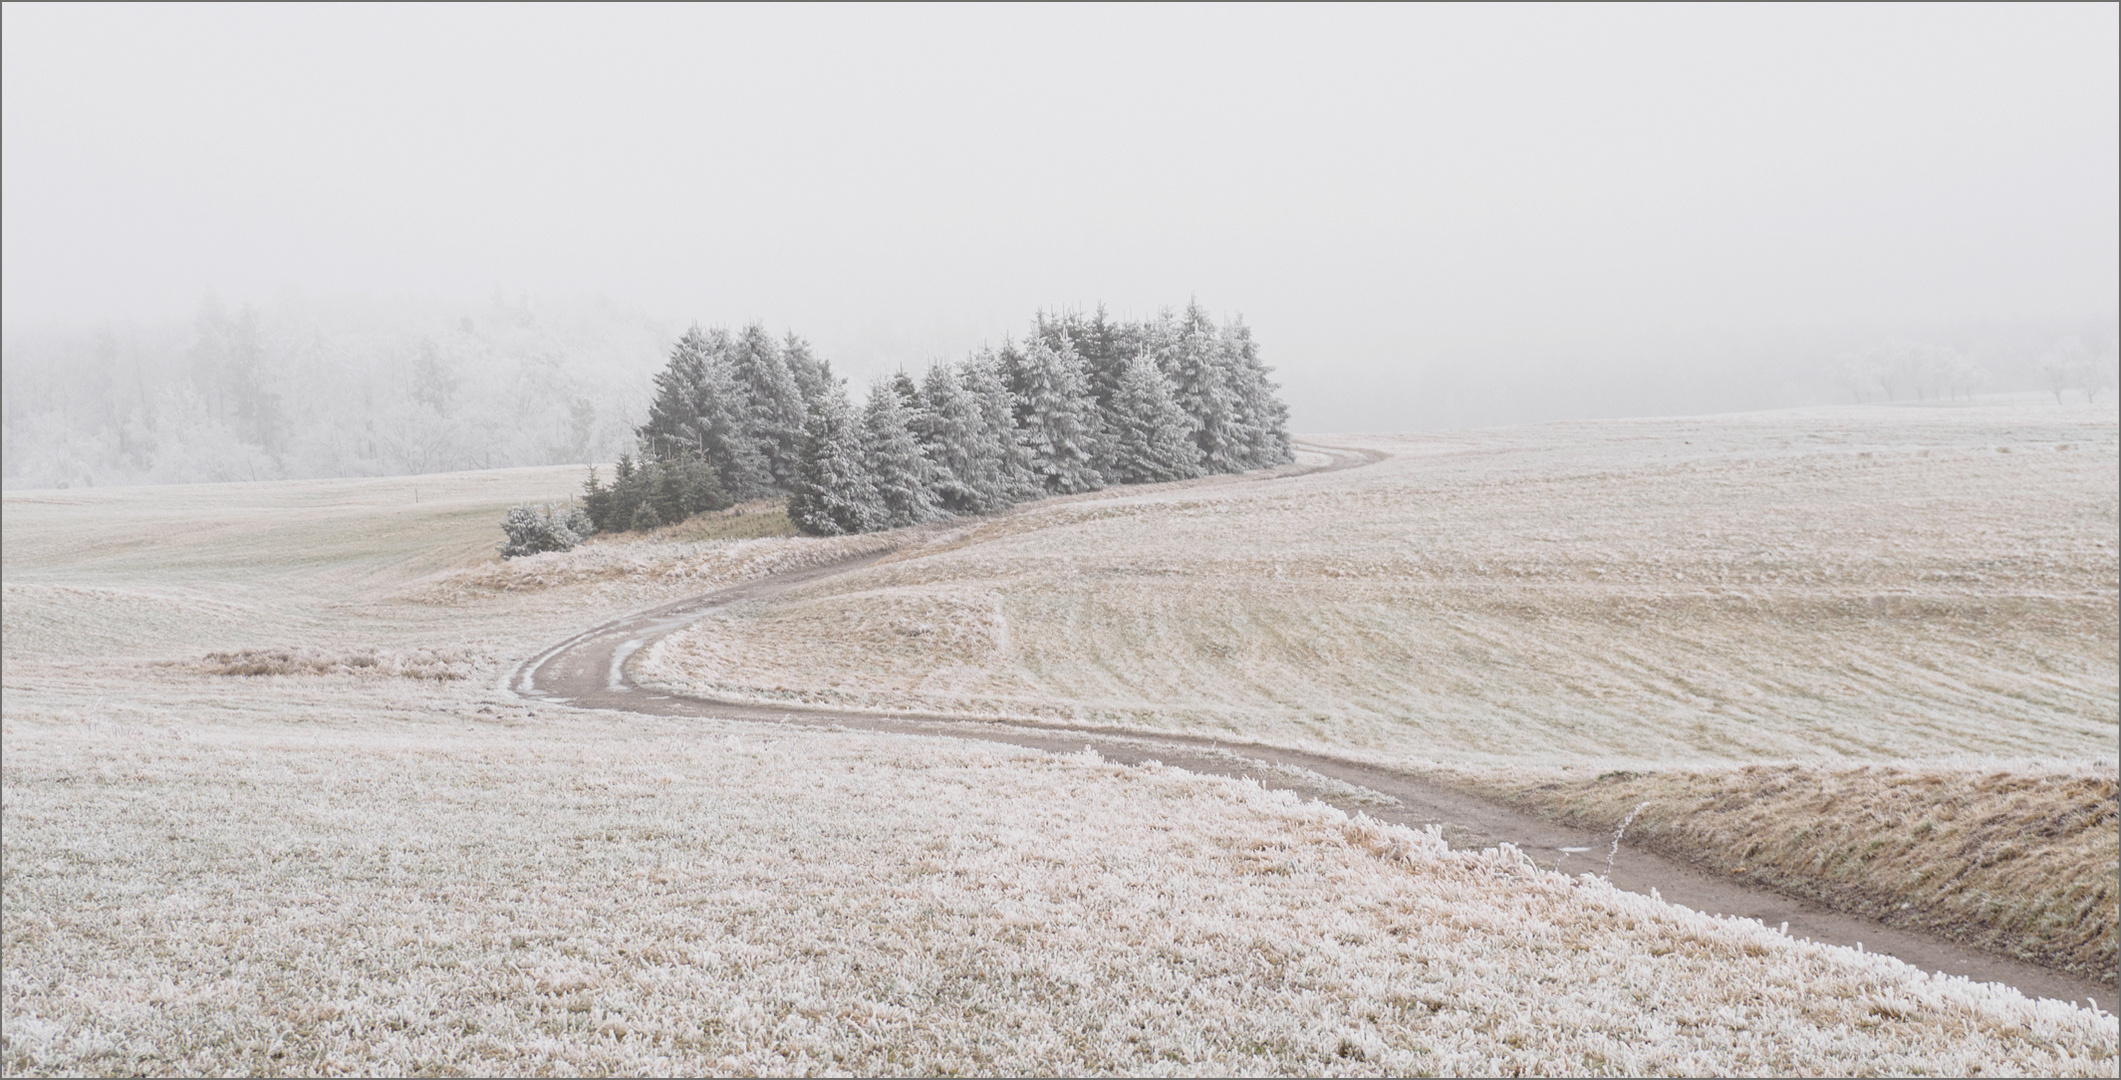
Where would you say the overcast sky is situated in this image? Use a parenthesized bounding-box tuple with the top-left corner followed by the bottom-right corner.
(4, 4, 2115, 430)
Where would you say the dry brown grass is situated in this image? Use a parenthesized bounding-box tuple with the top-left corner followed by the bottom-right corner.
(652, 498, 800, 542)
(195, 646, 479, 680)
(1462, 762, 2121, 987)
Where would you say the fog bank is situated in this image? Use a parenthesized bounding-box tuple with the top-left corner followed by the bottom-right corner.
(5, 5, 2115, 469)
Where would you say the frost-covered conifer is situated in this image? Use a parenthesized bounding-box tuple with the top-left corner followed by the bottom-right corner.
(1220, 316, 1294, 467)
(862, 379, 945, 528)
(635, 326, 770, 499)
(1037, 308, 1130, 479)
(1108, 351, 1204, 484)
(1166, 300, 1244, 473)
(889, 370, 920, 408)
(959, 354, 1040, 510)
(914, 364, 981, 514)
(787, 383, 880, 536)
(1038, 306, 1128, 419)
(652, 456, 729, 521)
(581, 454, 645, 532)
(632, 301, 1287, 533)
(580, 453, 726, 532)
(730, 323, 808, 491)
(1015, 334, 1108, 494)
(1203, 325, 1267, 471)
(637, 327, 706, 459)
(781, 333, 832, 415)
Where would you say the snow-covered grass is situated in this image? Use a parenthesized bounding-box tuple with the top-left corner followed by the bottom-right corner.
(6, 404, 2118, 1074)
(0, 464, 884, 667)
(1, 465, 590, 599)
(5, 705, 2116, 1076)
(639, 403, 2120, 767)
(400, 527, 890, 607)
(625, 401, 2120, 1001)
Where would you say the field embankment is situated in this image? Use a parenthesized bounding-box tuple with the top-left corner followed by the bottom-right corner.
(1464, 762, 2119, 987)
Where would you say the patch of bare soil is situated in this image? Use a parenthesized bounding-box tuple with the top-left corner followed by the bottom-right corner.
(1466, 762, 2120, 988)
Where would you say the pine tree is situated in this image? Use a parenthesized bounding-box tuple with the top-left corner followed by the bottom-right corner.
(1166, 300, 1244, 473)
(649, 456, 728, 523)
(1015, 334, 1107, 494)
(863, 379, 945, 528)
(782, 333, 832, 414)
(677, 456, 732, 515)
(585, 453, 656, 532)
(636, 329, 705, 460)
(1206, 323, 1267, 471)
(914, 363, 980, 514)
(1108, 350, 1204, 484)
(1038, 306, 1128, 417)
(730, 323, 808, 491)
(959, 353, 1040, 510)
(629, 499, 663, 531)
(1037, 308, 1128, 479)
(581, 466, 614, 531)
(637, 326, 769, 499)
(889, 370, 920, 408)
(627, 302, 1289, 531)
(788, 382, 880, 536)
(996, 339, 1032, 429)
(1220, 316, 1294, 467)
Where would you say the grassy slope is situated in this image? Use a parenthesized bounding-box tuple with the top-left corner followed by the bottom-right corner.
(639, 405, 2118, 765)
(4, 424, 2118, 1074)
(6, 711, 2117, 1076)
(632, 402, 2120, 988)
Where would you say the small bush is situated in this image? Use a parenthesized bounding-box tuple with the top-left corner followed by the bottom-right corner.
(501, 503, 593, 558)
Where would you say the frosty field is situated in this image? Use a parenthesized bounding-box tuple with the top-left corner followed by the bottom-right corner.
(639, 404, 2118, 766)
(4, 402, 2118, 1075)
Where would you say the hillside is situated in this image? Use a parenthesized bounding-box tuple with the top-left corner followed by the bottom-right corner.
(3, 402, 2116, 1074)
(635, 403, 2117, 764)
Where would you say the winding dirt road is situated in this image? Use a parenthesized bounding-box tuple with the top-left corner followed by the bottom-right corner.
(513, 444, 2108, 1010)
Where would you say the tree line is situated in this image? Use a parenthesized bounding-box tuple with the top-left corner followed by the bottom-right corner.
(575, 302, 1292, 539)
(2, 292, 669, 490)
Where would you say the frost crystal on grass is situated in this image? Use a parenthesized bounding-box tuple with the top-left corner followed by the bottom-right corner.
(4, 403, 2116, 1075)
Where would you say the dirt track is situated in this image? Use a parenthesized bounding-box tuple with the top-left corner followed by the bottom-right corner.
(513, 444, 2110, 1011)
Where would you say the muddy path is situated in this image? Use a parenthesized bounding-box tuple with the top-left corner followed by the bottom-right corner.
(512, 444, 2109, 1011)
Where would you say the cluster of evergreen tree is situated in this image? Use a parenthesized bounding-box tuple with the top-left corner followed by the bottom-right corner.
(789, 302, 1291, 535)
(579, 454, 730, 533)
(583, 303, 1291, 538)
(578, 323, 831, 532)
